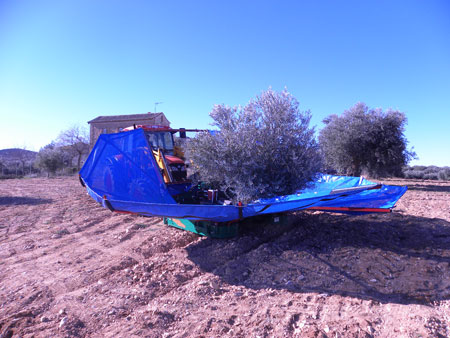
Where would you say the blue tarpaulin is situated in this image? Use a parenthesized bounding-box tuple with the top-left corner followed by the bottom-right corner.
(80, 129, 407, 222)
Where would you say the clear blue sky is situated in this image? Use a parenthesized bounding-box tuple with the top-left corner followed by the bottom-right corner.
(1, 0, 449, 166)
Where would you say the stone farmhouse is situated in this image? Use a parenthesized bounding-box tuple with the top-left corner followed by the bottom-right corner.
(88, 112, 170, 148)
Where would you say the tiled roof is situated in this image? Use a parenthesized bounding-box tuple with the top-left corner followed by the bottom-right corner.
(88, 113, 165, 124)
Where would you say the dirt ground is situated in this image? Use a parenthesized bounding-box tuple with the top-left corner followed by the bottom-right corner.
(0, 176, 449, 338)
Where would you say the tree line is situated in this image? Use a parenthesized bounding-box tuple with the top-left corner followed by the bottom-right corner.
(7, 89, 445, 200)
(0, 149, 38, 177)
(34, 125, 90, 177)
(0, 126, 90, 178)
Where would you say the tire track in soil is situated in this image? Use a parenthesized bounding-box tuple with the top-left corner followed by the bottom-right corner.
(103, 223, 293, 334)
(0, 178, 195, 336)
(0, 224, 195, 337)
(98, 217, 303, 336)
(59, 229, 203, 336)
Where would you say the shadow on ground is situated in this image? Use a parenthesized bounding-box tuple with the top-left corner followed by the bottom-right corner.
(186, 212, 450, 305)
(0, 196, 53, 206)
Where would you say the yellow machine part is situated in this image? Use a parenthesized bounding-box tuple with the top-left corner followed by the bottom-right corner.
(153, 149, 172, 183)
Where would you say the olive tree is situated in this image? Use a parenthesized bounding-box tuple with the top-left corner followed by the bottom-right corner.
(319, 102, 416, 177)
(187, 88, 322, 204)
(35, 143, 65, 177)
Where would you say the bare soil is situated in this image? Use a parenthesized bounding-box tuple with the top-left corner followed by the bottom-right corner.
(1, 177, 449, 337)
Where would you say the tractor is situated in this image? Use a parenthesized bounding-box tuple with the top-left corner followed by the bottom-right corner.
(121, 125, 209, 197)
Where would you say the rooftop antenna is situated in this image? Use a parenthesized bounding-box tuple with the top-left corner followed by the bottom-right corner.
(154, 102, 163, 113)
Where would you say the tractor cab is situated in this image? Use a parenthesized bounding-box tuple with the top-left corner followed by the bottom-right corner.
(122, 125, 188, 185)
(146, 130, 175, 155)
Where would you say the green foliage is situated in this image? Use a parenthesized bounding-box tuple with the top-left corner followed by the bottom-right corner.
(319, 102, 416, 177)
(423, 173, 439, 180)
(0, 148, 38, 177)
(404, 170, 424, 179)
(187, 88, 322, 204)
(423, 166, 439, 174)
(438, 170, 448, 181)
(403, 165, 450, 181)
(35, 143, 65, 176)
(445, 167, 450, 177)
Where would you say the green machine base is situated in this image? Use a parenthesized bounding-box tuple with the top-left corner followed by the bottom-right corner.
(164, 218, 239, 238)
(164, 213, 288, 239)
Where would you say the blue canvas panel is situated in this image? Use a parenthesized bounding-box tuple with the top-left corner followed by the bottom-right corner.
(79, 129, 176, 204)
(313, 184, 407, 210)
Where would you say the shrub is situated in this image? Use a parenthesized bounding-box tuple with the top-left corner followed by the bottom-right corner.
(423, 173, 439, 180)
(438, 170, 448, 181)
(319, 102, 416, 177)
(444, 167, 450, 177)
(35, 143, 65, 177)
(404, 170, 425, 179)
(187, 88, 322, 204)
(423, 166, 439, 174)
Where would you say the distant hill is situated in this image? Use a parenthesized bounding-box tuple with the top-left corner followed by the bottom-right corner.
(0, 148, 37, 164)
